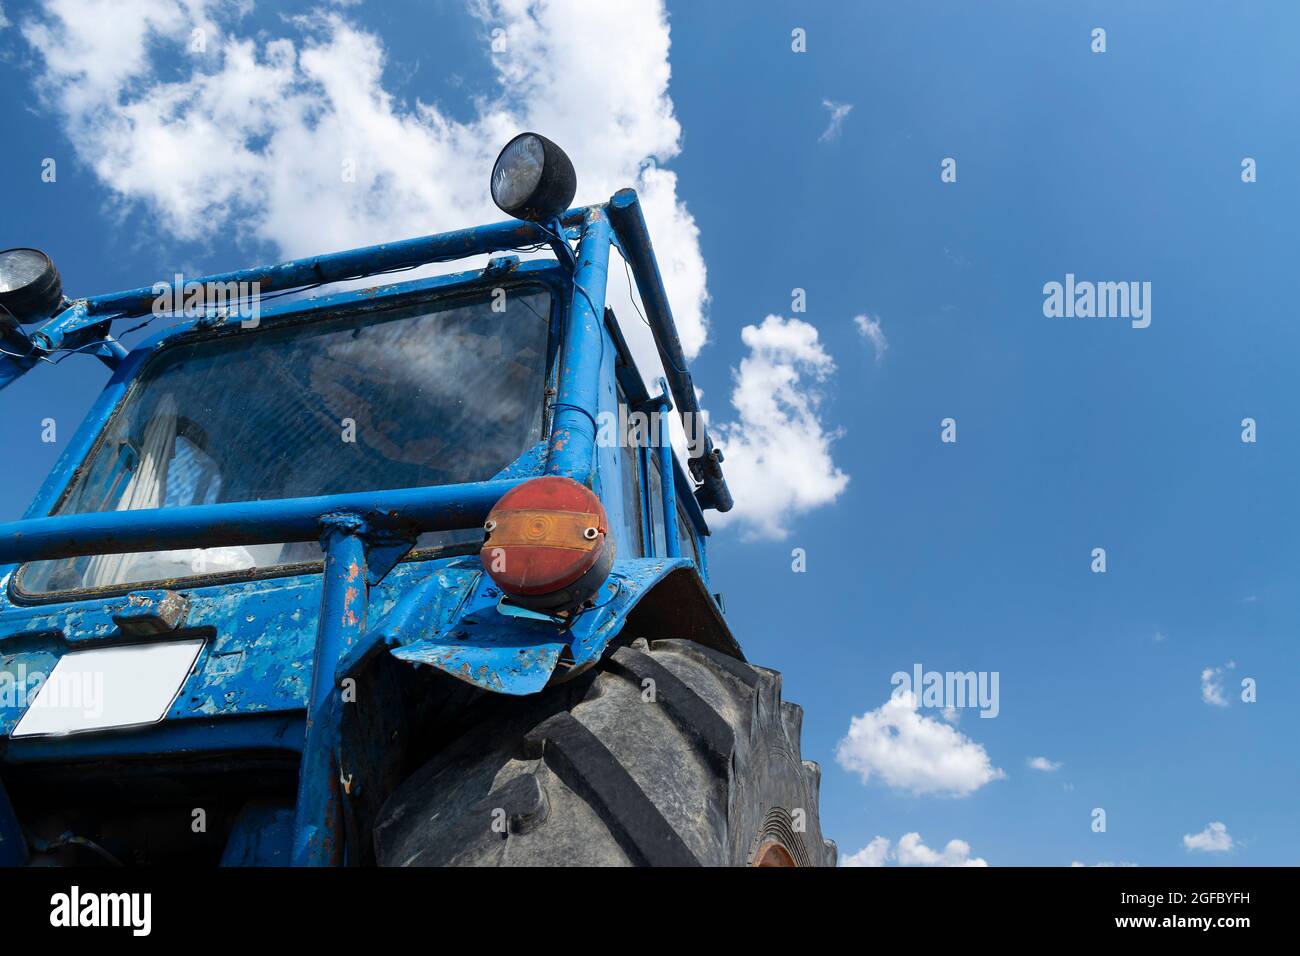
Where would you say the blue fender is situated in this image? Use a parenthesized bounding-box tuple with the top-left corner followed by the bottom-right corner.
(350, 556, 708, 695)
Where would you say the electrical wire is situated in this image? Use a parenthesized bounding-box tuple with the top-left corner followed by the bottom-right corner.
(530, 219, 602, 315)
(610, 242, 688, 376)
(617, 248, 651, 329)
(113, 259, 433, 341)
(5, 222, 619, 372)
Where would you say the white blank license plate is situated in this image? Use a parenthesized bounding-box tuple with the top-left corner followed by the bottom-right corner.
(12, 639, 204, 738)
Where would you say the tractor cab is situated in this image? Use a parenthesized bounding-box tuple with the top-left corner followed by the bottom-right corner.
(20, 282, 555, 595)
(0, 136, 832, 869)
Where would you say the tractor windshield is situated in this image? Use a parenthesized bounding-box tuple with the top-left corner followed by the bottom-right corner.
(18, 286, 553, 596)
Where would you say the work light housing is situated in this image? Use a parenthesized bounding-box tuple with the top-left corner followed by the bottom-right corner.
(0, 248, 63, 325)
(490, 133, 577, 223)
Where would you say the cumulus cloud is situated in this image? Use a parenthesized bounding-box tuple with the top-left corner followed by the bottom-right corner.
(835, 691, 1005, 797)
(853, 313, 887, 363)
(1027, 756, 1062, 772)
(21, 0, 848, 541)
(1183, 821, 1233, 853)
(840, 835, 891, 868)
(1200, 662, 1235, 707)
(20, 0, 707, 358)
(709, 316, 849, 539)
(897, 832, 988, 867)
(819, 99, 852, 142)
(843, 832, 987, 867)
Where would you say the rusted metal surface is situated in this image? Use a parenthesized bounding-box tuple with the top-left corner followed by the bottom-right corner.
(0, 187, 733, 865)
(544, 206, 610, 483)
(110, 589, 190, 636)
(389, 566, 568, 695)
(292, 514, 370, 866)
(389, 557, 701, 694)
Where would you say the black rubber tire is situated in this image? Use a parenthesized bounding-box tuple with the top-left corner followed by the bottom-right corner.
(373, 638, 837, 867)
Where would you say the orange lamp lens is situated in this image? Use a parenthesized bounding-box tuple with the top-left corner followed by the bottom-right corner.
(480, 476, 613, 610)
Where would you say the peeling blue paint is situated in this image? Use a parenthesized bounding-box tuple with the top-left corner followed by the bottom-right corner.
(388, 557, 690, 695)
(0, 190, 730, 865)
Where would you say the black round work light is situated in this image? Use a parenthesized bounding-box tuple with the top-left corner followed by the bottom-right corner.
(0, 248, 63, 324)
(490, 133, 576, 223)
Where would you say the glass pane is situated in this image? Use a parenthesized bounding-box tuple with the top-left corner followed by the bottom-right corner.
(647, 454, 666, 557)
(21, 288, 552, 594)
(676, 501, 699, 564)
(616, 402, 644, 558)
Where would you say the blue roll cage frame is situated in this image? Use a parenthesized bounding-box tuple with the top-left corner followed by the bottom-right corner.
(0, 189, 732, 865)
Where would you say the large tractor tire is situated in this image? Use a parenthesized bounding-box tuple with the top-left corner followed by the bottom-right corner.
(373, 637, 836, 867)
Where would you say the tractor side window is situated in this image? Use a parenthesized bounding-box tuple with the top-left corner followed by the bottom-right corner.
(647, 453, 666, 556)
(615, 394, 644, 558)
(676, 500, 700, 565)
(645, 455, 698, 562)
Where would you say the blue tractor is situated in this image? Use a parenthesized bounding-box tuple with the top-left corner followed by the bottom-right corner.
(0, 135, 833, 867)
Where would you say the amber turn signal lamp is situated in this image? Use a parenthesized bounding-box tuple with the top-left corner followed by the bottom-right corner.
(480, 476, 614, 613)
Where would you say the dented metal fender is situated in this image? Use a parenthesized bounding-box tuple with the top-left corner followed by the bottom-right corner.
(354, 556, 734, 695)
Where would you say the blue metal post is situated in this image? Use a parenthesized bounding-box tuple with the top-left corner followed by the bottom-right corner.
(292, 513, 370, 866)
(82, 212, 588, 319)
(546, 206, 611, 484)
(653, 387, 679, 559)
(607, 189, 733, 513)
(0, 478, 521, 566)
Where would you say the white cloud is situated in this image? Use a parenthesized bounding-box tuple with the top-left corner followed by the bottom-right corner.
(1027, 756, 1061, 772)
(853, 313, 887, 363)
(22, 0, 848, 540)
(840, 835, 891, 867)
(709, 316, 849, 540)
(835, 691, 1005, 797)
(940, 705, 960, 725)
(898, 832, 988, 867)
(1200, 662, 1235, 707)
(20, 0, 708, 360)
(1183, 821, 1233, 853)
(819, 98, 852, 142)
(843, 833, 987, 867)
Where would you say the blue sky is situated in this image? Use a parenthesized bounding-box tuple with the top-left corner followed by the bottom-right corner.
(1, 0, 1297, 865)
